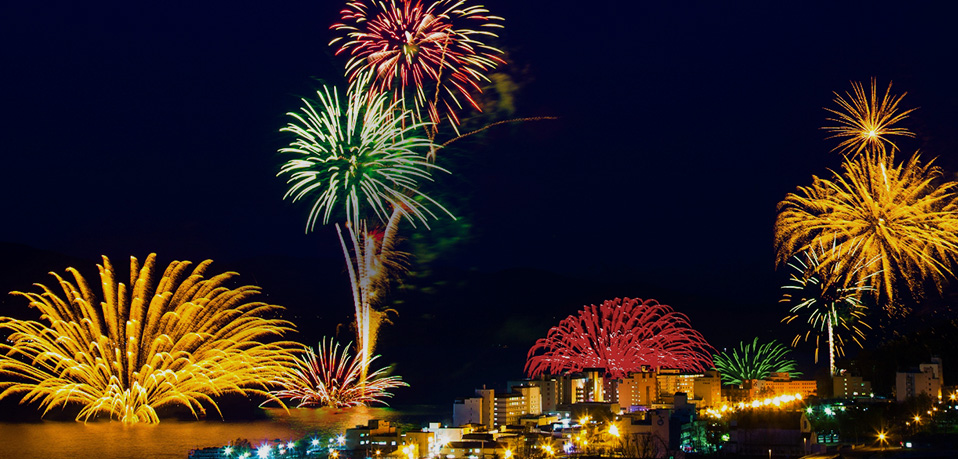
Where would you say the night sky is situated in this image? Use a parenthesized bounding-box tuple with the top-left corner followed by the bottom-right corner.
(3, 1, 958, 404)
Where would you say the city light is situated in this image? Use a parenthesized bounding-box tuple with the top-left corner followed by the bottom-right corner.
(706, 393, 805, 418)
(257, 445, 271, 459)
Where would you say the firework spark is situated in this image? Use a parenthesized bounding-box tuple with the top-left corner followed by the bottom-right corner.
(775, 150, 958, 307)
(712, 338, 801, 386)
(781, 240, 875, 375)
(278, 77, 451, 231)
(823, 78, 916, 157)
(525, 298, 714, 379)
(331, 0, 505, 130)
(0, 254, 298, 424)
(270, 339, 407, 408)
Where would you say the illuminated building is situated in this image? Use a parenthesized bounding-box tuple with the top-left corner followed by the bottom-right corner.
(439, 440, 507, 459)
(494, 386, 541, 427)
(617, 368, 658, 410)
(401, 431, 435, 459)
(456, 385, 543, 428)
(583, 368, 605, 402)
(897, 358, 943, 402)
(692, 370, 723, 408)
(657, 369, 699, 404)
(516, 378, 559, 412)
(750, 373, 817, 399)
(832, 372, 872, 398)
(478, 388, 496, 429)
(344, 420, 401, 453)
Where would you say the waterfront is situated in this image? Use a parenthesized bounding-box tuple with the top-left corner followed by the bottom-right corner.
(0, 406, 446, 459)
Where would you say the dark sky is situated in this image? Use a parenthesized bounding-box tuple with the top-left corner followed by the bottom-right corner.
(3, 1, 958, 398)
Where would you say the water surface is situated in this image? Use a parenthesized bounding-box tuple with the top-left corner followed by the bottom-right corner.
(0, 406, 445, 459)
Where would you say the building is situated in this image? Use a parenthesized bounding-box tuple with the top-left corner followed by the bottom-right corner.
(453, 397, 484, 428)
(514, 378, 559, 412)
(439, 440, 507, 459)
(618, 393, 702, 458)
(832, 372, 872, 398)
(401, 431, 435, 459)
(692, 370, 723, 408)
(493, 386, 541, 427)
(477, 388, 495, 429)
(617, 369, 658, 410)
(656, 369, 699, 404)
(344, 420, 401, 454)
(897, 359, 943, 402)
(750, 373, 817, 399)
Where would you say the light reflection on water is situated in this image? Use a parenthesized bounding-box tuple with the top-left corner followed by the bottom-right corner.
(0, 406, 444, 459)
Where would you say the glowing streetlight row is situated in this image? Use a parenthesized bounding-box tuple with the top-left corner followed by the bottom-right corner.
(705, 393, 805, 418)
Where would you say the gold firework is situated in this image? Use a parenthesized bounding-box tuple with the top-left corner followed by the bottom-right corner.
(823, 78, 916, 157)
(0, 254, 299, 424)
(775, 151, 958, 309)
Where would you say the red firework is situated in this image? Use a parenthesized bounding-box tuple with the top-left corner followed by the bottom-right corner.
(270, 339, 407, 408)
(525, 298, 714, 379)
(331, 0, 505, 129)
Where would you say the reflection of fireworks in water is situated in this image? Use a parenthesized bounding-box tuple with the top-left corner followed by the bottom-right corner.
(823, 78, 916, 157)
(781, 240, 874, 375)
(775, 151, 958, 307)
(331, 0, 505, 130)
(0, 254, 298, 424)
(712, 338, 801, 386)
(525, 298, 713, 379)
(270, 339, 407, 408)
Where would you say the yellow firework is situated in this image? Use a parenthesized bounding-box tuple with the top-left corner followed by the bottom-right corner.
(0, 254, 299, 424)
(823, 78, 916, 157)
(775, 151, 958, 309)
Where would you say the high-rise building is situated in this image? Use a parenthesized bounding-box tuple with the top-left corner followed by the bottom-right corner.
(897, 359, 943, 402)
(617, 369, 658, 409)
(477, 388, 495, 429)
(517, 378, 559, 412)
(490, 385, 541, 427)
(453, 397, 484, 427)
(657, 369, 699, 403)
(693, 370, 723, 407)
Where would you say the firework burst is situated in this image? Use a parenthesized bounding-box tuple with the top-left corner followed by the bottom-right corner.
(712, 338, 801, 386)
(331, 0, 505, 131)
(525, 298, 714, 379)
(775, 150, 958, 307)
(278, 78, 450, 231)
(270, 339, 407, 408)
(823, 78, 916, 157)
(0, 254, 298, 424)
(781, 240, 875, 375)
